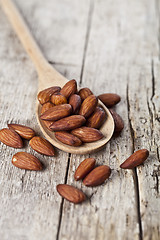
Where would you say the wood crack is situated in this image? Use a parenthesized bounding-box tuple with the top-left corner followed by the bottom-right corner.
(79, 0, 94, 86)
(48, 61, 78, 67)
(56, 153, 71, 240)
(126, 84, 143, 240)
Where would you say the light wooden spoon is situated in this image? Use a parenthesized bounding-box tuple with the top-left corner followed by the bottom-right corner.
(1, 0, 114, 154)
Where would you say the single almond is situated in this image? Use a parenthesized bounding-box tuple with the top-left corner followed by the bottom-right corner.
(79, 95, 98, 118)
(0, 128, 23, 148)
(120, 149, 149, 169)
(55, 131, 82, 146)
(51, 92, 67, 105)
(78, 88, 93, 101)
(50, 115, 86, 131)
(83, 165, 111, 186)
(86, 107, 106, 129)
(98, 93, 121, 107)
(60, 79, 77, 98)
(38, 86, 61, 105)
(71, 126, 103, 142)
(57, 184, 86, 204)
(69, 94, 81, 114)
(8, 124, 35, 140)
(40, 104, 72, 121)
(109, 109, 124, 134)
(12, 152, 43, 170)
(74, 158, 96, 181)
(29, 136, 55, 156)
(41, 102, 55, 129)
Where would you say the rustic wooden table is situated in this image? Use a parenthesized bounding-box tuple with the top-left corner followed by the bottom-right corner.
(0, 0, 159, 239)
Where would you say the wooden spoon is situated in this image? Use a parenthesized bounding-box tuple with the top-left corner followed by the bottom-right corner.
(1, 0, 114, 154)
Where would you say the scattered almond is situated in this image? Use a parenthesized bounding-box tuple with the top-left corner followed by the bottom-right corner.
(29, 136, 55, 156)
(79, 95, 98, 118)
(0, 128, 23, 148)
(57, 184, 86, 204)
(51, 92, 67, 105)
(55, 131, 82, 146)
(50, 115, 86, 131)
(120, 149, 149, 169)
(83, 165, 111, 186)
(69, 94, 81, 114)
(12, 152, 43, 170)
(78, 87, 93, 101)
(98, 93, 121, 107)
(8, 123, 35, 140)
(71, 126, 103, 142)
(60, 79, 77, 98)
(109, 109, 124, 134)
(74, 158, 96, 181)
(40, 104, 72, 121)
(38, 86, 61, 105)
(86, 107, 106, 129)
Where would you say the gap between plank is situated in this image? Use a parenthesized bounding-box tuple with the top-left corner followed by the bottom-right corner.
(79, 0, 94, 86)
(126, 84, 143, 240)
(56, 153, 71, 240)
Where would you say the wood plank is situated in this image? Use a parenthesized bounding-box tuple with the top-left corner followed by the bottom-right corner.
(0, 0, 90, 239)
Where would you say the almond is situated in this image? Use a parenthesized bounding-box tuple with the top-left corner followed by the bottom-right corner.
(109, 109, 124, 134)
(83, 165, 111, 186)
(0, 128, 23, 148)
(86, 107, 106, 129)
(69, 94, 81, 114)
(8, 124, 35, 140)
(40, 104, 72, 121)
(51, 92, 67, 105)
(50, 115, 86, 131)
(79, 95, 98, 118)
(29, 136, 55, 156)
(74, 158, 96, 181)
(78, 88, 93, 101)
(98, 93, 121, 107)
(55, 131, 82, 146)
(38, 86, 61, 105)
(60, 79, 77, 98)
(41, 102, 55, 129)
(57, 184, 86, 204)
(71, 127, 103, 142)
(12, 152, 43, 170)
(120, 149, 149, 169)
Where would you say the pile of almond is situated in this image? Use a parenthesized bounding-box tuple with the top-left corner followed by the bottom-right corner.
(38, 79, 123, 146)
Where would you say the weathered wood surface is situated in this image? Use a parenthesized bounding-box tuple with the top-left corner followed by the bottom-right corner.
(0, 0, 159, 240)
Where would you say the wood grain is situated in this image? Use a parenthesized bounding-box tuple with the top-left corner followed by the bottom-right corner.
(0, 0, 159, 239)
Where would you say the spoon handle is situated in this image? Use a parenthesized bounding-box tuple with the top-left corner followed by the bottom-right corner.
(1, 0, 49, 72)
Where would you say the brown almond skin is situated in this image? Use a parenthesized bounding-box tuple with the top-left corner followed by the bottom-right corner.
(86, 107, 106, 129)
(38, 86, 61, 105)
(109, 109, 124, 133)
(55, 131, 82, 146)
(69, 94, 81, 114)
(71, 127, 103, 143)
(98, 93, 121, 107)
(83, 165, 111, 186)
(120, 149, 149, 169)
(51, 93, 67, 105)
(57, 184, 86, 204)
(79, 95, 98, 118)
(78, 88, 93, 101)
(50, 115, 86, 131)
(41, 102, 55, 129)
(74, 158, 96, 181)
(12, 152, 43, 170)
(29, 136, 55, 156)
(0, 128, 23, 148)
(8, 124, 35, 140)
(40, 104, 72, 121)
(60, 79, 77, 98)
